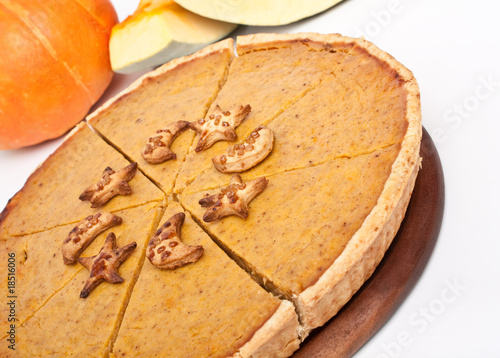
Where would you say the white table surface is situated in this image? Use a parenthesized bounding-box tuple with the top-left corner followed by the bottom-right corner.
(1, 0, 499, 356)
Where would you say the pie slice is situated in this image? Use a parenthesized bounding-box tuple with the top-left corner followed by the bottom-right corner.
(111, 201, 300, 357)
(0, 123, 165, 238)
(174, 33, 357, 192)
(88, 39, 235, 192)
(0, 202, 164, 357)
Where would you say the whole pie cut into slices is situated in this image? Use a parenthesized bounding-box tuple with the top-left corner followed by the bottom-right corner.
(0, 32, 421, 357)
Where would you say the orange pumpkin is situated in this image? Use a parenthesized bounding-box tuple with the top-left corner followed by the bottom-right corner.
(0, 0, 117, 150)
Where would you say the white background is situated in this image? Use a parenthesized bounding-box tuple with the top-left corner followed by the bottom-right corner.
(1, 0, 499, 357)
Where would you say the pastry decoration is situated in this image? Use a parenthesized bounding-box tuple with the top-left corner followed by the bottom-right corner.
(147, 212, 204, 270)
(199, 174, 268, 222)
(142, 120, 190, 164)
(62, 213, 122, 265)
(212, 125, 274, 173)
(189, 104, 251, 152)
(78, 232, 137, 298)
(79, 162, 138, 208)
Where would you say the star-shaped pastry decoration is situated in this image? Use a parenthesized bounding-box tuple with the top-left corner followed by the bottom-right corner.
(189, 104, 251, 152)
(142, 120, 190, 164)
(79, 162, 137, 208)
(147, 212, 204, 270)
(199, 174, 268, 222)
(78, 232, 137, 299)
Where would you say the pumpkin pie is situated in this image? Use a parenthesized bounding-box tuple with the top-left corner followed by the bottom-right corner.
(0, 32, 421, 356)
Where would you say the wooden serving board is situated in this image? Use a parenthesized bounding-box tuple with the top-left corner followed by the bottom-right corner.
(293, 128, 445, 357)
